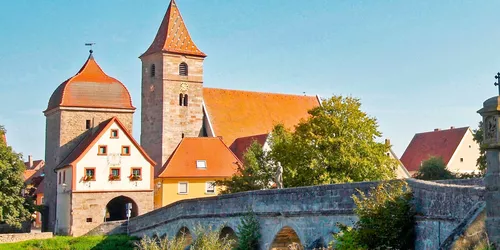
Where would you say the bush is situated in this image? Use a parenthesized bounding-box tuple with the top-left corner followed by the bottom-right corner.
(236, 211, 261, 250)
(414, 157, 455, 180)
(334, 180, 415, 250)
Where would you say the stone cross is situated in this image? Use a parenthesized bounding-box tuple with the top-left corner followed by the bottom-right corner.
(495, 72, 500, 96)
(478, 75, 500, 248)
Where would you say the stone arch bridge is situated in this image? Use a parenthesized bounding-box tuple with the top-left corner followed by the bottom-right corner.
(127, 179, 484, 250)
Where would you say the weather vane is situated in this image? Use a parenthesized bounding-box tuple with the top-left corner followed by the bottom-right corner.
(85, 43, 96, 54)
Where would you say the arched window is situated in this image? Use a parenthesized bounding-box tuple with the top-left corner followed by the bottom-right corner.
(183, 94, 188, 106)
(179, 93, 183, 106)
(179, 62, 188, 76)
(150, 64, 156, 77)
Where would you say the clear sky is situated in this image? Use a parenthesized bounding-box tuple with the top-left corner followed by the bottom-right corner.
(1, 0, 499, 161)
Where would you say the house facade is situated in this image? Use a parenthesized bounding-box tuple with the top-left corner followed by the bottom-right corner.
(401, 127, 480, 175)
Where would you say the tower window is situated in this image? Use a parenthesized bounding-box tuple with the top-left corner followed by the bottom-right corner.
(181, 133, 185, 139)
(179, 93, 184, 106)
(86, 120, 91, 129)
(179, 62, 188, 76)
(151, 64, 156, 77)
(98, 145, 107, 155)
(183, 94, 188, 106)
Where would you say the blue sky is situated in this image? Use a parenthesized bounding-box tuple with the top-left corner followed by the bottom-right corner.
(1, 0, 499, 161)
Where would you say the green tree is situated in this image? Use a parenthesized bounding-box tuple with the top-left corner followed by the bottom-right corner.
(271, 96, 397, 187)
(0, 125, 32, 228)
(216, 141, 274, 194)
(414, 156, 455, 180)
(236, 211, 261, 250)
(473, 121, 487, 172)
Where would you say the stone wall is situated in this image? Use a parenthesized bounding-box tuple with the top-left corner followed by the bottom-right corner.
(127, 179, 485, 250)
(433, 178, 484, 186)
(85, 220, 127, 236)
(0, 222, 31, 234)
(0, 232, 53, 244)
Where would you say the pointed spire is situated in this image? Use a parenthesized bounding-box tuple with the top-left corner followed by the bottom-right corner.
(141, 0, 206, 58)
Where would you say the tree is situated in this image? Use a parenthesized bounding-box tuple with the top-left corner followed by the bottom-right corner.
(0, 125, 32, 228)
(236, 211, 261, 250)
(473, 121, 487, 172)
(216, 141, 275, 194)
(271, 96, 397, 187)
(414, 156, 455, 180)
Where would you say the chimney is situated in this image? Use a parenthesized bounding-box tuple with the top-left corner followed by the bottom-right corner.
(28, 155, 33, 168)
(434, 128, 440, 132)
(385, 139, 391, 146)
(450, 126, 455, 129)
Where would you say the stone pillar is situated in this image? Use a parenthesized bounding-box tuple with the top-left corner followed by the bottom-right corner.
(478, 96, 500, 248)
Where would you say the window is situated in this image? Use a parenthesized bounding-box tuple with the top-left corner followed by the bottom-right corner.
(110, 129, 119, 138)
(151, 64, 156, 77)
(460, 158, 464, 162)
(86, 218, 92, 223)
(196, 160, 207, 169)
(58, 172, 61, 184)
(179, 62, 188, 76)
(178, 182, 188, 194)
(183, 94, 188, 106)
(63, 170, 66, 184)
(84, 168, 96, 181)
(130, 168, 142, 181)
(205, 182, 215, 194)
(98, 145, 107, 155)
(179, 93, 184, 106)
(109, 168, 120, 181)
(121, 146, 131, 156)
(86, 120, 91, 129)
(181, 133, 185, 139)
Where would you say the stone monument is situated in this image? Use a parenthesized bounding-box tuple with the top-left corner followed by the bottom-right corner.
(477, 72, 500, 248)
(275, 162, 284, 189)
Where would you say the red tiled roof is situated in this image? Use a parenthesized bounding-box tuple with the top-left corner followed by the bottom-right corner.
(56, 117, 155, 170)
(203, 88, 320, 147)
(24, 170, 37, 181)
(157, 137, 241, 178)
(230, 134, 269, 161)
(24, 160, 44, 170)
(141, 0, 206, 58)
(45, 54, 135, 113)
(400, 127, 469, 172)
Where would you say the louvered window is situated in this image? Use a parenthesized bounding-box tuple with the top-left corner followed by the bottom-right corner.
(151, 64, 156, 77)
(179, 62, 188, 76)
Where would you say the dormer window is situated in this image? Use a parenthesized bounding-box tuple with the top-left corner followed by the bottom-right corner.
(179, 62, 188, 76)
(196, 160, 207, 169)
(110, 129, 119, 139)
(151, 64, 156, 77)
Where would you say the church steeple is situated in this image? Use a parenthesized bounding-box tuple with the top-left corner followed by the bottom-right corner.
(141, 0, 206, 58)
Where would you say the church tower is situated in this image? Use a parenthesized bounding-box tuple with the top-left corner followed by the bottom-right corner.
(44, 51, 135, 232)
(140, 0, 206, 173)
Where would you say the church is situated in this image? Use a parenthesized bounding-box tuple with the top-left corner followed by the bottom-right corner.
(43, 0, 322, 235)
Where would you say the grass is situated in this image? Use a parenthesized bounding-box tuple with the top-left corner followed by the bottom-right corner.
(0, 234, 138, 250)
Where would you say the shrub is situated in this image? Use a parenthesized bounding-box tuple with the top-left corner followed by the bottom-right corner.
(414, 157, 455, 180)
(236, 211, 261, 250)
(135, 233, 187, 250)
(334, 180, 415, 250)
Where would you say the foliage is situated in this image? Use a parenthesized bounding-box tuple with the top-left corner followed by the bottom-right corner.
(334, 180, 415, 250)
(0, 235, 138, 250)
(455, 171, 484, 179)
(216, 141, 275, 194)
(414, 156, 456, 180)
(271, 96, 397, 187)
(0, 125, 32, 228)
(473, 121, 487, 172)
(191, 225, 235, 250)
(236, 211, 261, 250)
(135, 233, 187, 250)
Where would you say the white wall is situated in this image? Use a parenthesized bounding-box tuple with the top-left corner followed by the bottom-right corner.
(55, 167, 71, 235)
(448, 129, 481, 173)
(75, 122, 152, 191)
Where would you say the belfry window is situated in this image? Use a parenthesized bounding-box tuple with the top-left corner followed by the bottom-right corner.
(151, 64, 156, 77)
(179, 93, 184, 106)
(179, 62, 188, 76)
(183, 94, 188, 106)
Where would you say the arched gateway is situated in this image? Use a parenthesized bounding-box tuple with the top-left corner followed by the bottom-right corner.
(105, 196, 138, 221)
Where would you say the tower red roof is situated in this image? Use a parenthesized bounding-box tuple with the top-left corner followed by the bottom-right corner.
(141, 0, 206, 58)
(45, 53, 135, 113)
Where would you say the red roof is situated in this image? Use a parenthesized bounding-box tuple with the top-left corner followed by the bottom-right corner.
(141, 0, 206, 58)
(203, 88, 320, 148)
(400, 127, 469, 172)
(157, 137, 241, 178)
(45, 53, 135, 113)
(230, 134, 269, 161)
(56, 117, 155, 170)
(24, 160, 44, 170)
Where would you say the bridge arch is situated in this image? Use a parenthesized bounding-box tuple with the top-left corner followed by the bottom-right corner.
(105, 195, 138, 221)
(269, 226, 302, 250)
(176, 226, 193, 246)
(219, 226, 238, 247)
